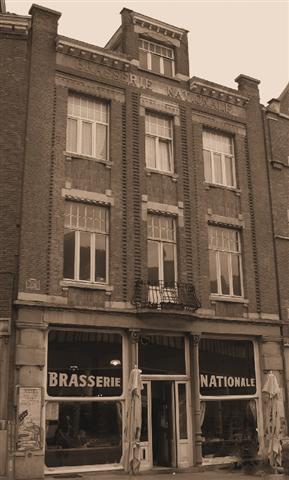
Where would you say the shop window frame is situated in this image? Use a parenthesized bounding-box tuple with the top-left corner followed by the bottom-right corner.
(199, 336, 264, 463)
(44, 328, 127, 472)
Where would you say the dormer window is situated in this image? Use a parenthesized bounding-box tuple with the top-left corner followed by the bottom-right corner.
(139, 39, 174, 77)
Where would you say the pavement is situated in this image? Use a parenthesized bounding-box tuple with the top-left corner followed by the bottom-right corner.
(47, 466, 283, 480)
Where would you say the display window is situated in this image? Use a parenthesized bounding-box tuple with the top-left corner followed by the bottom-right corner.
(46, 401, 122, 467)
(45, 329, 124, 470)
(199, 338, 260, 462)
(47, 330, 122, 397)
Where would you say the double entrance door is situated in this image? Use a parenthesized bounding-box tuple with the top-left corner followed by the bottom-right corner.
(140, 380, 192, 470)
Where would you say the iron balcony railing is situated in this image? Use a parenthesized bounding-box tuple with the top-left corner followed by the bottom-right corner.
(133, 280, 201, 311)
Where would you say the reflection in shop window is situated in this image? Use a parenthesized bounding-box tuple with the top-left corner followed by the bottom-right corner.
(201, 399, 258, 460)
(45, 401, 122, 467)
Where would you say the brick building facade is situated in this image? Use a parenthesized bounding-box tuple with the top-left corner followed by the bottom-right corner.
(0, 3, 288, 479)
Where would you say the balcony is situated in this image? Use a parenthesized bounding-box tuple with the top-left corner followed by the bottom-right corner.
(133, 280, 201, 311)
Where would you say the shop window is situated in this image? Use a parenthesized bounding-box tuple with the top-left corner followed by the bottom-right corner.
(47, 330, 122, 397)
(66, 94, 109, 160)
(201, 399, 258, 460)
(145, 112, 174, 173)
(199, 338, 258, 460)
(208, 225, 243, 297)
(45, 401, 122, 467)
(203, 130, 236, 188)
(46, 330, 124, 468)
(63, 202, 109, 284)
(148, 214, 176, 287)
(139, 38, 175, 77)
(139, 335, 185, 375)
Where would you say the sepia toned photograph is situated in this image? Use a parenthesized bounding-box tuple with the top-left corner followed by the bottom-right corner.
(0, 1, 288, 479)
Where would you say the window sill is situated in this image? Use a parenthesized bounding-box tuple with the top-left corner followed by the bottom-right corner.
(64, 152, 112, 168)
(204, 182, 240, 195)
(210, 294, 248, 304)
(61, 280, 113, 292)
(146, 168, 178, 181)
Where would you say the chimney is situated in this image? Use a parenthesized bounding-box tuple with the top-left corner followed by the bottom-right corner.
(0, 0, 6, 13)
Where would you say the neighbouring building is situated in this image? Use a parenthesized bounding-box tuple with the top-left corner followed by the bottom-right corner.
(0, 3, 289, 479)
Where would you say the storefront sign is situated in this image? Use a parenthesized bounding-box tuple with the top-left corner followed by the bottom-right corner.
(199, 339, 256, 396)
(200, 374, 256, 389)
(17, 387, 42, 451)
(58, 54, 245, 119)
(48, 371, 121, 388)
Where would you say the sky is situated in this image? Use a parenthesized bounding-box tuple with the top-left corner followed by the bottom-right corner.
(6, 0, 289, 104)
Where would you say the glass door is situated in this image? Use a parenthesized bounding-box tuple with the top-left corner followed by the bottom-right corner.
(140, 382, 152, 470)
(175, 382, 192, 468)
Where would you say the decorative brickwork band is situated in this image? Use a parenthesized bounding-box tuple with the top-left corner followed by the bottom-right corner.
(180, 106, 193, 285)
(244, 135, 261, 312)
(122, 104, 128, 301)
(131, 91, 142, 282)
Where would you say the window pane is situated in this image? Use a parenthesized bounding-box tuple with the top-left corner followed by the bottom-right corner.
(146, 136, 156, 169)
(79, 231, 91, 281)
(63, 229, 75, 279)
(178, 384, 188, 439)
(213, 153, 222, 184)
(148, 240, 159, 284)
(163, 243, 175, 286)
(140, 384, 148, 442)
(232, 254, 242, 296)
(139, 335, 185, 375)
(209, 250, 218, 293)
(139, 49, 148, 69)
(202, 400, 258, 460)
(95, 234, 106, 283)
(95, 124, 107, 160)
(47, 330, 123, 398)
(225, 155, 234, 186)
(151, 53, 161, 74)
(159, 139, 171, 172)
(81, 122, 92, 156)
(67, 118, 77, 153)
(219, 251, 230, 295)
(203, 150, 212, 183)
(163, 57, 173, 77)
(45, 401, 122, 467)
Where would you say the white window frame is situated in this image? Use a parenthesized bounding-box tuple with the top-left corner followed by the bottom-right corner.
(145, 113, 174, 173)
(147, 214, 177, 285)
(208, 225, 243, 298)
(139, 38, 175, 77)
(66, 94, 109, 161)
(63, 202, 109, 285)
(199, 337, 264, 463)
(203, 130, 236, 188)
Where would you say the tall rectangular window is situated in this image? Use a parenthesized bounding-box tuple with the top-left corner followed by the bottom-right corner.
(63, 202, 109, 284)
(148, 214, 176, 286)
(145, 113, 173, 173)
(208, 226, 243, 297)
(203, 130, 236, 187)
(139, 39, 174, 77)
(66, 94, 109, 161)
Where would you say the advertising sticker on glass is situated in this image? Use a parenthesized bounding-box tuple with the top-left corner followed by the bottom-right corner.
(199, 339, 256, 396)
(47, 330, 123, 397)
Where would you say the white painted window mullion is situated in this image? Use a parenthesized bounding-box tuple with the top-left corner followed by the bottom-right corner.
(216, 251, 222, 294)
(75, 230, 80, 281)
(91, 233, 95, 283)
